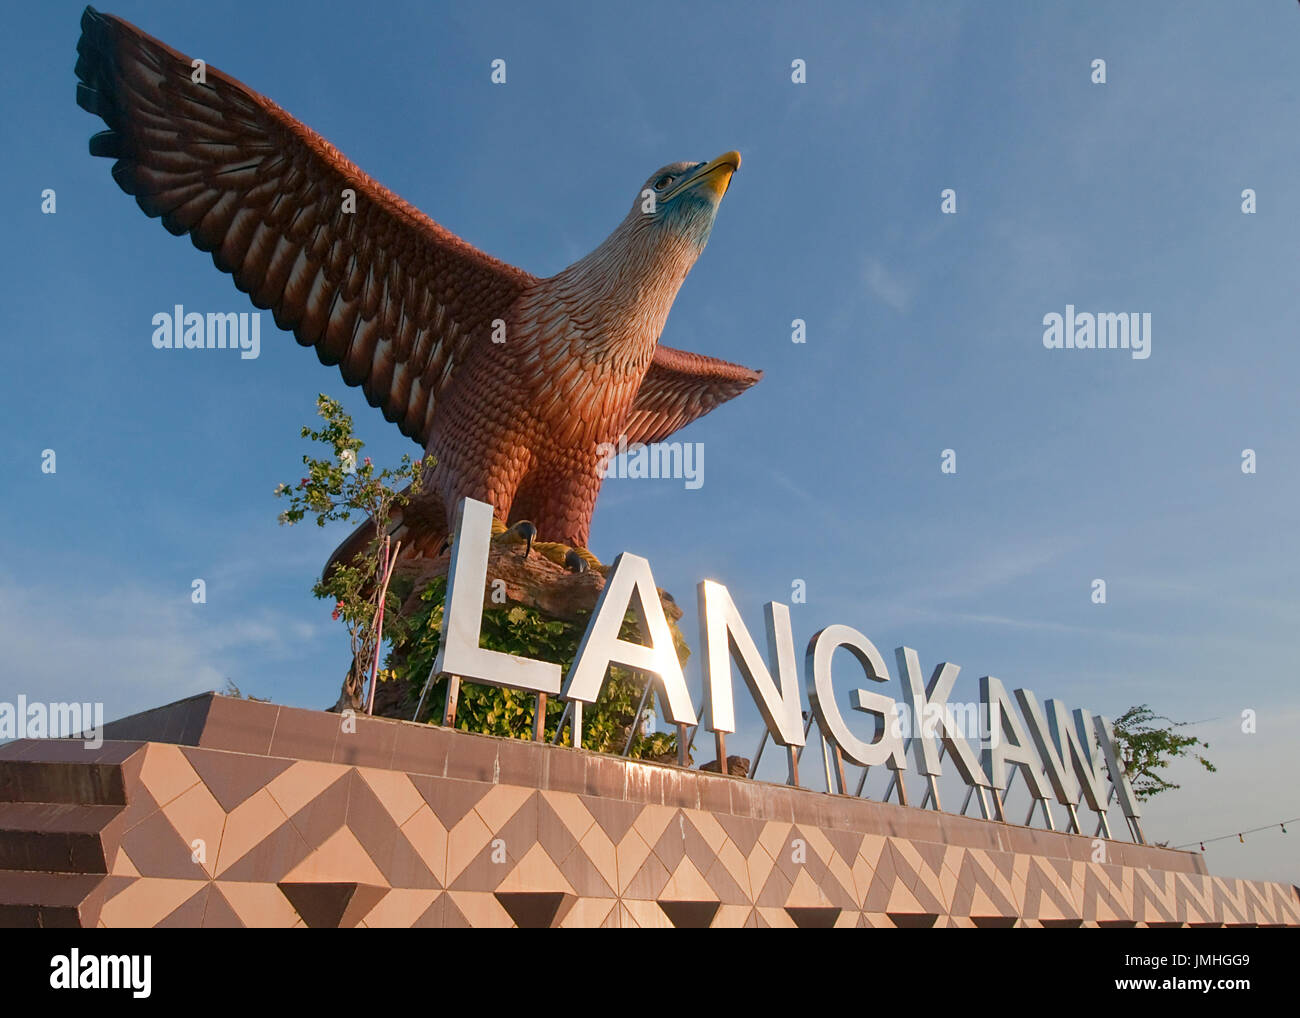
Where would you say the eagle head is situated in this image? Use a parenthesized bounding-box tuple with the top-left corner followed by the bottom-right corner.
(632, 150, 741, 251)
(549, 149, 742, 338)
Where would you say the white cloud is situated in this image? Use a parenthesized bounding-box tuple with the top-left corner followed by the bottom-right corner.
(0, 577, 317, 722)
(864, 256, 911, 313)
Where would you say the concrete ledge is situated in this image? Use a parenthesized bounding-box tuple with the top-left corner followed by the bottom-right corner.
(0, 693, 1292, 927)
(101, 694, 1208, 875)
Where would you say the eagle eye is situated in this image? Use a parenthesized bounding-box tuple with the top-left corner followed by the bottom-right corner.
(654, 174, 674, 190)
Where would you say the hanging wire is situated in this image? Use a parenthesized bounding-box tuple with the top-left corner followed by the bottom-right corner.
(1174, 817, 1299, 851)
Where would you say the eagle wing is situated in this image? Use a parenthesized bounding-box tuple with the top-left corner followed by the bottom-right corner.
(623, 345, 763, 446)
(75, 6, 534, 448)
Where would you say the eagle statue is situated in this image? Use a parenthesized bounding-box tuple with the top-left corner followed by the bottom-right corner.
(74, 6, 762, 570)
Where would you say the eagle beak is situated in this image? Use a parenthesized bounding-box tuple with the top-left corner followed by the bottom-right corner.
(664, 150, 741, 203)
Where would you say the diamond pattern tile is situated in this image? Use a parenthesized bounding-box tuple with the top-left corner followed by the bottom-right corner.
(4, 717, 1297, 928)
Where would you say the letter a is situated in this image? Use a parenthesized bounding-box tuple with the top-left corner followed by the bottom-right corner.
(564, 553, 696, 724)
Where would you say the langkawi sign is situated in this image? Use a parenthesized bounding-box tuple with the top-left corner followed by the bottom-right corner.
(433, 498, 1145, 844)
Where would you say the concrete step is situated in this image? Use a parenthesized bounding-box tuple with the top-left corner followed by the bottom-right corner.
(0, 740, 141, 807)
(0, 870, 105, 928)
(0, 758, 127, 805)
(0, 801, 123, 874)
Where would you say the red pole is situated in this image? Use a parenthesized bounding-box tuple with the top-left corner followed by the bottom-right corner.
(365, 537, 401, 715)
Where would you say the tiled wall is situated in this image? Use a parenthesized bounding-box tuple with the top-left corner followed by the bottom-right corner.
(1, 694, 1296, 927)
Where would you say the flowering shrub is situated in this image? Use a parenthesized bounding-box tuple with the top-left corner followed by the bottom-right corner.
(276, 394, 427, 711)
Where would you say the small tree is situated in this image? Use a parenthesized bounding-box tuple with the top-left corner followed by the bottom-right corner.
(275, 394, 427, 713)
(1108, 704, 1216, 801)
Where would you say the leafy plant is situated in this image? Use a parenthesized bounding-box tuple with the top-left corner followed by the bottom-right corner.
(385, 575, 684, 760)
(1107, 704, 1216, 801)
(275, 394, 427, 712)
(220, 678, 271, 703)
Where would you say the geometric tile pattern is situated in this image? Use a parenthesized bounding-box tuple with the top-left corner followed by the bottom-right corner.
(2, 695, 1297, 928)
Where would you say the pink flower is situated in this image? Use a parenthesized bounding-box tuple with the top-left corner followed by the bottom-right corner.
(363, 457, 372, 467)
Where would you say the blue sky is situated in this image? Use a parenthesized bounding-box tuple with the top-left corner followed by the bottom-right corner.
(2, 1, 1297, 882)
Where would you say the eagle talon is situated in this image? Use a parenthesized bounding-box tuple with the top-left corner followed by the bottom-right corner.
(493, 520, 537, 558)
